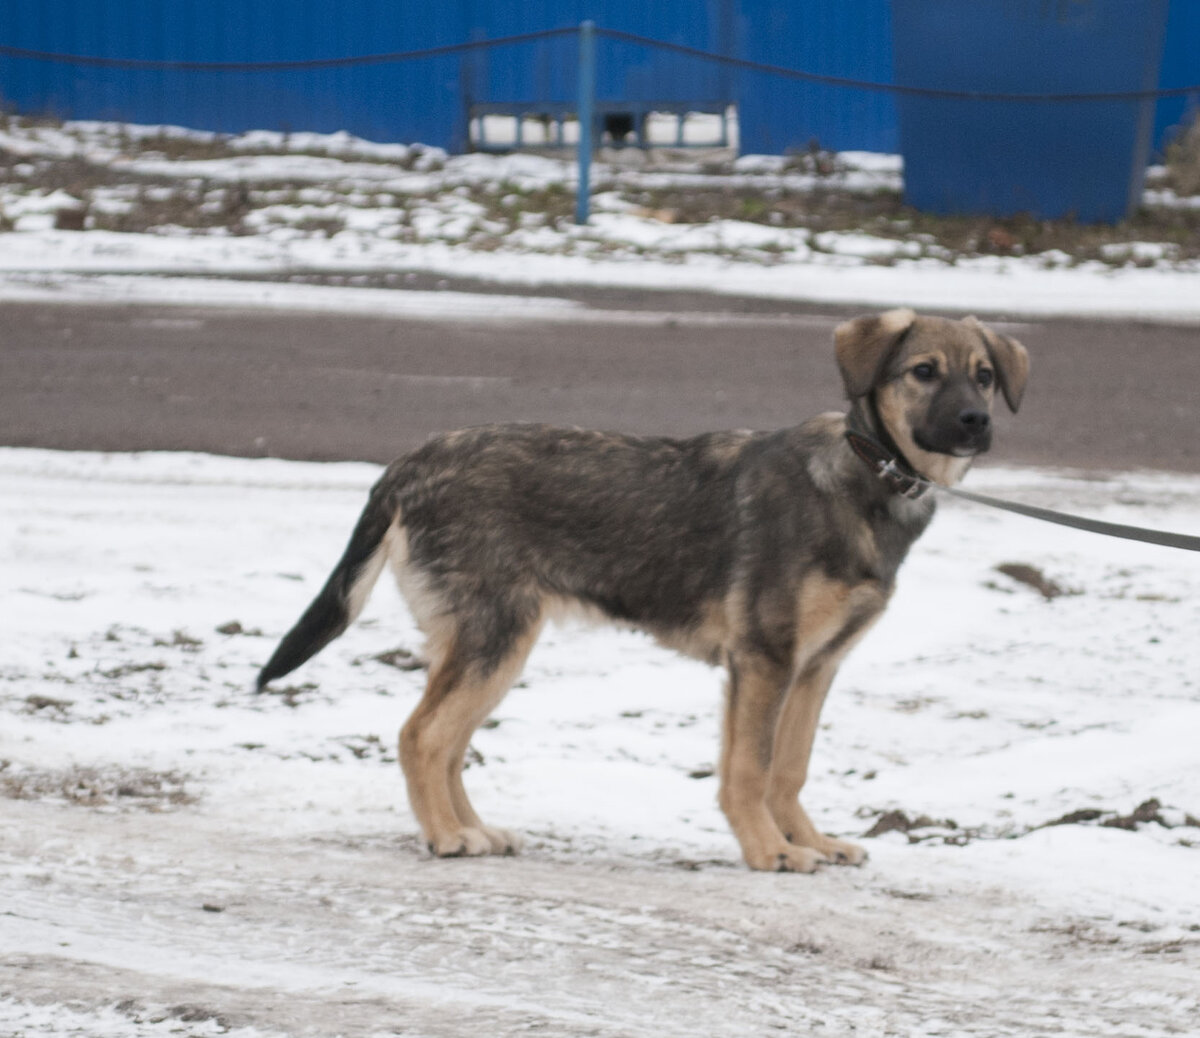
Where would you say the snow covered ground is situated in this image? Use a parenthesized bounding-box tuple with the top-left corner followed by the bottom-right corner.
(2, 116, 1200, 1035)
(2, 119, 1200, 321)
(2, 449, 1198, 1036)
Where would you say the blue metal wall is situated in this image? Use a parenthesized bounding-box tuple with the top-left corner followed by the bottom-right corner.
(0, 1, 1193, 158)
(892, 0, 1169, 223)
(461, 1, 734, 109)
(0, 0, 735, 152)
(735, 0, 897, 155)
(0, 0, 469, 150)
(1155, 0, 1200, 156)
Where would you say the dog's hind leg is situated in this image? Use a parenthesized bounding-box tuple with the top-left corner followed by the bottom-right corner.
(442, 620, 544, 856)
(399, 610, 543, 857)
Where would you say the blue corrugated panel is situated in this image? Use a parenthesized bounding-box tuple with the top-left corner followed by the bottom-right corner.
(461, 0, 734, 112)
(3, 0, 1192, 163)
(1155, 0, 1200, 157)
(0, 0, 468, 151)
(892, 0, 1170, 223)
(735, 0, 897, 155)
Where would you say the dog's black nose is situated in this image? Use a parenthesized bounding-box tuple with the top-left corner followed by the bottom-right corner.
(958, 409, 991, 432)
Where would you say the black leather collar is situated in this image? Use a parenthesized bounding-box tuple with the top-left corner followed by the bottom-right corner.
(844, 429, 930, 500)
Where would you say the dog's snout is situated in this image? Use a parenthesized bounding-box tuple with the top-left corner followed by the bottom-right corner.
(958, 409, 990, 433)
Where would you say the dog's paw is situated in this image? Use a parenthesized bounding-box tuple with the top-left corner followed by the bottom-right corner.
(428, 826, 523, 858)
(428, 827, 495, 858)
(809, 834, 868, 866)
(744, 842, 828, 874)
(479, 825, 523, 856)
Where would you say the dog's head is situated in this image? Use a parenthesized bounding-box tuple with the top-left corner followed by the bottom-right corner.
(834, 309, 1030, 485)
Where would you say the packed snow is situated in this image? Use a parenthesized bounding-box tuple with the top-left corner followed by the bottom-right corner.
(1, 449, 1198, 1036)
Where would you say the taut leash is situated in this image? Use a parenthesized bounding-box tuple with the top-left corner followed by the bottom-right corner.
(844, 430, 1200, 553)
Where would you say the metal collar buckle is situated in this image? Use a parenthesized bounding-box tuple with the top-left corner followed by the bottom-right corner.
(876, 459, 922, 498)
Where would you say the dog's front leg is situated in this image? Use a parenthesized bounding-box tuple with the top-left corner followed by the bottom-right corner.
(718, 653, 827, 872)
(765, 659, 867, 866)
(763, 582, 888, 867)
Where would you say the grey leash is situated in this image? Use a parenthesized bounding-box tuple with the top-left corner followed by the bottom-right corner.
(844, 430, 1200, 553)
(939, 484, 1200, 553)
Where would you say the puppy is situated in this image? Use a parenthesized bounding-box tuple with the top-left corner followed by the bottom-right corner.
(258, 309, 1028, 871)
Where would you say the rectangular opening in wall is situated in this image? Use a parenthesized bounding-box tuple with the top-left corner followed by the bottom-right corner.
(468, 105, 739, 154)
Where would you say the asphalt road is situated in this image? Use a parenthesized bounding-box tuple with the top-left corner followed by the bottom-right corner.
(3, 292, 1198, 473)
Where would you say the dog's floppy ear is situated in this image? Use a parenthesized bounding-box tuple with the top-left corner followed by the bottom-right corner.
(834, 308, 917, 399)
(962, 316, 1030, 413)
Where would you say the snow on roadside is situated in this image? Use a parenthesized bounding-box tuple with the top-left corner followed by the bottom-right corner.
(0, 271, 587, 320)
(2, 119, 1200, 321)
(5, 239, 1200, 324)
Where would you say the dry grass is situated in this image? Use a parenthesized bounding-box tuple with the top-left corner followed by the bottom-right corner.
(626, 183, 1200, 264)
(1164, 110, 1200, 197)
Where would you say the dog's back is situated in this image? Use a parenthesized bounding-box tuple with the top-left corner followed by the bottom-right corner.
(393, 424, 756, 647)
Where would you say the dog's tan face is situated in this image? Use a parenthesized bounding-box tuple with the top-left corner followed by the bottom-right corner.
(835, 309, 1030, 485)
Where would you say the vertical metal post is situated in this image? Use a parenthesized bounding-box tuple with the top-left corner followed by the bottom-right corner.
(575, 20, 596, 225)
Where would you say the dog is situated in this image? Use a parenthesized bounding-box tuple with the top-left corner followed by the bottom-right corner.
(257, 308, 1029, 872)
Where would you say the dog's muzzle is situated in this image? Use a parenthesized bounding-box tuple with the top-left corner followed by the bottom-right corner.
(917, 408, 993, 457)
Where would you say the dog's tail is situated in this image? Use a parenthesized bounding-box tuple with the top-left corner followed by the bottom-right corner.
(256, 478, 399, 691)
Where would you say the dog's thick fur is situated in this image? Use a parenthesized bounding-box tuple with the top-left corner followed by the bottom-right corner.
(258, 309, 1029, 872)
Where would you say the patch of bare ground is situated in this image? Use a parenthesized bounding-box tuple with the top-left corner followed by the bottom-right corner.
(991, 562, 1074, 600)
(858, 798, 1200, 846)
(1041, 797, 1200, 834)
(0, 762, 195, 809)
(624, 179, 1200, 265)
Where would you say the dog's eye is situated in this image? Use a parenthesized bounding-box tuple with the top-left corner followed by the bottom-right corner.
(911, 363, 937, 382)
(976, 368, 995, 388)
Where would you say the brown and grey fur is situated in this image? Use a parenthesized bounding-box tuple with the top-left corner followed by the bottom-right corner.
(257, 309, 1029, 872)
